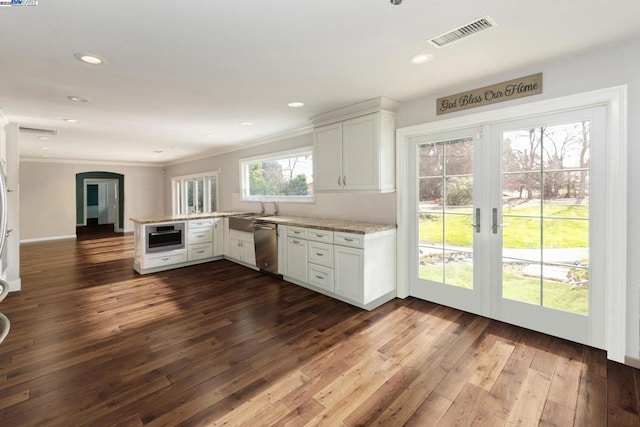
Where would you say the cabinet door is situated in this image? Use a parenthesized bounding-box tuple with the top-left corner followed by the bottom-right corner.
(314, 122, 343, 191)
(342, 113, 379, 191)
(334, 245, 364, 302)
(278, 225, 287, 275)
(286, 237, 308, 283)
(241, 238, 256, 267)
(212, 218, 224, 256)
(227, 235, 242, 261)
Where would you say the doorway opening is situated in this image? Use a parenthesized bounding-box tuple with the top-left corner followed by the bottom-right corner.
(75, 172, 125, 240)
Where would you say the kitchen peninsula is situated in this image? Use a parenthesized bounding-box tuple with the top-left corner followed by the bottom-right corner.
(131, 213, 397, 310)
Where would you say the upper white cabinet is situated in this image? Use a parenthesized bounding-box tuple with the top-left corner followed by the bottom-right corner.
(312, 97, 398, 193)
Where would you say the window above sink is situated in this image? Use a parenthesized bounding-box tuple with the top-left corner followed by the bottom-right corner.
(240, 147, 314, 203)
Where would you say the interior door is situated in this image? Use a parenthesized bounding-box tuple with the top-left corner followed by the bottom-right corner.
(408, 106, 606, 348)
(97, 183, 108, 225)
(409, 127, 483, 315)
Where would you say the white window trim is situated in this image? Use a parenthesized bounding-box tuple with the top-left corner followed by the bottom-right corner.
(239, 147, 314, 203)
(396, 86, 627, 362)
(171, 170, 219, 215)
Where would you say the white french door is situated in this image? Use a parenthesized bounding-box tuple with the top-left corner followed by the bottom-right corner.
(408, 106, 606, 348)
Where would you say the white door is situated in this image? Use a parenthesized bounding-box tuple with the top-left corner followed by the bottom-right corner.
(409, 126, 484, 315)
(409, 107, 605, 348)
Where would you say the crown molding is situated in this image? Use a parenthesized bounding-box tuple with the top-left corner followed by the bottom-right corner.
(310, 96, 400, 127)
(19, 157, 163, 168)
(166, 124, 313, 166)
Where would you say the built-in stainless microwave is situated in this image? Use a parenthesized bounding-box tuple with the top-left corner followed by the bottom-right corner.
(145, 222, 185, 253)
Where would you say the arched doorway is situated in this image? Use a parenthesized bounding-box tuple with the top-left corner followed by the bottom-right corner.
(75, 172, 125, 239)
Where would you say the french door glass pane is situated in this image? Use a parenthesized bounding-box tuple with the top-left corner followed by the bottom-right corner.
(502, 121, 590, 315)
(418, 137, 474, 289)
(208, 176, 218, 212)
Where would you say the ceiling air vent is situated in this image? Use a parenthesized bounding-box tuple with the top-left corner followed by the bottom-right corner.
(19, 127, 57, 136)
(428, 16, 496, 48)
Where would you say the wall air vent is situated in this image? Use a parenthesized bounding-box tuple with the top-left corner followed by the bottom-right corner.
(19, 127, 57, 136)
(428, 16, 496, 48)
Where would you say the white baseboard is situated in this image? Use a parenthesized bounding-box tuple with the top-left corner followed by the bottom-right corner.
(624, 355, 640, 369)
(8, 278, 21, 292)
(20, 234, 77, 244)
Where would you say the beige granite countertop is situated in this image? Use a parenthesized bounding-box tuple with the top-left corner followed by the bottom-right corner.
(130, 211, 244, 224)
(253, 216, 395, 234)
(131, 212, 395, 234)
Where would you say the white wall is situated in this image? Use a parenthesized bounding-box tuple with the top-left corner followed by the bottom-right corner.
(20, 161, 165, 241)
(163, 132, 397, 224)
(396, 36, 640, 358)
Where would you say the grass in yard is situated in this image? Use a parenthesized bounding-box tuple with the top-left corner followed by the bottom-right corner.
(418, 262, 588, 315)
(420, 203, 588, 248)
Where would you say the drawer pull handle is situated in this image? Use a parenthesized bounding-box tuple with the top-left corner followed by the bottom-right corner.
(315, 275, 324, 279)
(293, 240, 300, 244)
(344, 238, 354, 242)
(315, 253, 323, 257)
(197, 250, 205, 254)
(315, 234, 323, 238)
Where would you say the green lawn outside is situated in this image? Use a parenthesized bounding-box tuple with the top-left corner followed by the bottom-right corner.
(420, 204, 588, 248)
(418, 262, 588, 315)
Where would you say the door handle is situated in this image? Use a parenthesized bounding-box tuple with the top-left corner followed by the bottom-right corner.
(467, 208, 481, 233)
(492, 208, 507, 234)
(338, 176, 341, 186)
(343, 176, 347, 186)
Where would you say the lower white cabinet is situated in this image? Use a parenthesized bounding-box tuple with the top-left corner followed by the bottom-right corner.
(143, 251, 187, 269)
(286, 236, 308, 283)
(333, 245, 364, 301)
(227, 230, 256, 267)
(280, 225, 396, 310)
(308, 263, 334, 292)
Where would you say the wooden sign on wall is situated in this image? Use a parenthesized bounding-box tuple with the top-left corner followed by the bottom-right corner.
(436, 73, 543, 115)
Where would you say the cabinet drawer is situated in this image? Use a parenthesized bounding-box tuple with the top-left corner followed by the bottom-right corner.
(145, 252, 186, 268)
(308, 264, 334, 292)
(188, 243, 213, 261)
(333, 232, 364, 249)
(287, 226, 308, 239)
(307, 229, 333, 244)
(308, 241, 334, 268)
(189, 228, 213, 244)
(189, 218, 214, 228)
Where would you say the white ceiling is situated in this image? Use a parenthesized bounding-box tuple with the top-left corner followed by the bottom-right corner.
(1, 0, 639, 165)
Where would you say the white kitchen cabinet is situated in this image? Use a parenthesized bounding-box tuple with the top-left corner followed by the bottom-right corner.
(313, 110, 396, 192)
(286, 236, 308, 283)
(277, 225, 287, 275)
(227, 230, 256, 267)
(187, 218, 213, 262)
(212, 218, 224, 256)
(334, 229, 396, 306)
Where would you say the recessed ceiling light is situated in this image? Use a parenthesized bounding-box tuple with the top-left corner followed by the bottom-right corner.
(152, 150, 164, 154)
(172, 147, 181, 151)
(288, 102, 305, 108)
(73, 53, 104, 65)
(410, 53, 434, 64)
(42, 154, 49, 158)
(41, 147, 48, 150)
(64, 118, 79, 123)
(67, 95, 89, 103)
(38, 136, 49, 140)
(239, 122, 254, 126)
(206, 134, 215, 138)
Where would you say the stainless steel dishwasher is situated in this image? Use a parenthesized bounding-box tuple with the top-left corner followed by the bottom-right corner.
(253, 222, 278, 275)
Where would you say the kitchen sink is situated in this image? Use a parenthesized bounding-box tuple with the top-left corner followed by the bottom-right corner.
(228, 213, 273, 232)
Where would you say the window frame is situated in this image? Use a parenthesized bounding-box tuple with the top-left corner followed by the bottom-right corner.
(239, 147, 315, 203)
(171, 171, 219, 215)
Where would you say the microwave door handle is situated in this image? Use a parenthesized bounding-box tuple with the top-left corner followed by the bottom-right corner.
(150, 230, 180, 236)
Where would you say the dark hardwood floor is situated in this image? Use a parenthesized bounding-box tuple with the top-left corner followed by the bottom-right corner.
(0, 235, 638, 425)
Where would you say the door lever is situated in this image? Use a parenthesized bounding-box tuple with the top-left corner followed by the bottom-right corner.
(491, 208, 506, 234)
(467, 208, 481, 233)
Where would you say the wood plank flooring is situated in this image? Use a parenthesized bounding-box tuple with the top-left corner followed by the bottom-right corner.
(0, 234, 638, 426)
